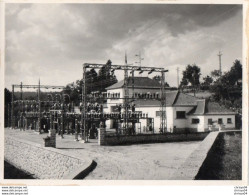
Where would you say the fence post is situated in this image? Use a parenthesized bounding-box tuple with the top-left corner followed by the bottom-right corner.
(98, 128, 106, 146)
(44, 129, 56, 148)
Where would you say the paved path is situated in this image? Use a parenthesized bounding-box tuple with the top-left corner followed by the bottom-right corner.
(5, 128, 201, 180)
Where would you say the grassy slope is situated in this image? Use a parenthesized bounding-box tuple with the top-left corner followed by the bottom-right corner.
(195, 131, 242, 180)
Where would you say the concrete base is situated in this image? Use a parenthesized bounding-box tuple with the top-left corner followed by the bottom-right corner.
(80, 140, 89, 143)
(34, 131, 42, 134)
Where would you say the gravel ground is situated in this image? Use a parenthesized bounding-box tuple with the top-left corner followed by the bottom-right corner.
(5, 128, 201, 180)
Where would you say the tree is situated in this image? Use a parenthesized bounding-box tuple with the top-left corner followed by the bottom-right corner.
(98, 59, 112, 80)
(225, 59, 242, 85)
(86, 68, 98, 93)
(200, 75, 213, 90)
(152, 75, 161, 83)
(62, 59, 118, 105)
(96, 59, 117, 92)
(202, 75, 213, 86)
(210, 60, 242, 112)
(5, 88, 12, 127)
(211, 69, 221, 80)
(180, 64, 201, 88)
(152, 75, 170, 87)
(5, 88, 11, 105)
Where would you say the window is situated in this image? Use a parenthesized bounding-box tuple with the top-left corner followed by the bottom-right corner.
(218, 118, 223, 124)
(156, 111, 166, 117)
(192, 118, 200, 124)
(208, 119, 213, 125)
(227, 118, 232, 124)
(176, 111, 186, 119)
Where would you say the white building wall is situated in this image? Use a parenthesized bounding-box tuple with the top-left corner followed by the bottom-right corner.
(203, 115, 235, 130)
(186, 115, 235, 131)
(106, 88, 124, 105)
(187, 116, 205, 132)
(166, 107, 174, 132)
(135, 106, 174, 133)
(104, 88, 236, 132)
(172, 106, 194, 129)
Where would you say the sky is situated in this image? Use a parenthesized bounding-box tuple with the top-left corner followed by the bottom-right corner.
(5, 3, 243, 91)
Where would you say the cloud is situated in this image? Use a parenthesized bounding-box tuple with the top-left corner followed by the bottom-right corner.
(5, 4, 242, 88)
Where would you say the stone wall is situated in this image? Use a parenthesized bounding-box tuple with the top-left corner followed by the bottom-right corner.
(4, 136, 93, 179)
(100, 132, 209, 146)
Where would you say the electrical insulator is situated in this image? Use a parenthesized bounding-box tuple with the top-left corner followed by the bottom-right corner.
(96, 104, 99, 112)
(132, 104, 135, 112)
(118, 105, 122, 112)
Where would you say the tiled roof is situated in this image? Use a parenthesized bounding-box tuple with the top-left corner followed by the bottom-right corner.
(133, 99, 161, 107)
(188, 100, 235, 115)
(105, 80, 124, 90)
(165, 91, 178, 106)
(106, 77, 161, 90)
(187, 100, 205, 115)
(173, 92, 199, 106)
(205, 101, 235, 114)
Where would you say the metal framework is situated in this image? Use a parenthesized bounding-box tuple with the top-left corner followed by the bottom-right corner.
(83, 63, 165, 72)
(11, 81, 65, 134)
(160, 71, 167, 133)
(82, 63, 168, 142)
(9, 62, 168, 142)
(13, 84, 64, 89)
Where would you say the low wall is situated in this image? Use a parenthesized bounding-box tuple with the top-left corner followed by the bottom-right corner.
(4, 136, 93, 179)
(101, 132, 209, 146)
(170, 131, 219, 180)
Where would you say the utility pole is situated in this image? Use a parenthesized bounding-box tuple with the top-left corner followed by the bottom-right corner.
(11, 85, 14, 129)
(135, 51, 144, 76)
(38, 79, 41, 134)
(20, 82, 23, 100)
(124, 52, 129, 133)
(160, 70, 168, 133)
(176, 67, 179, 89)
(218, 51, 222, 77)
(82, 65, 88, 143)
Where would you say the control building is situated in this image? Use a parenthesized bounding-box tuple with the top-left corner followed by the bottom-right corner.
(104, 77, 236, 133)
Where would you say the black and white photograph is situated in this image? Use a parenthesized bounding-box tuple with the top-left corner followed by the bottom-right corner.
(2, 2, 247, 184)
